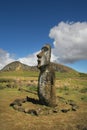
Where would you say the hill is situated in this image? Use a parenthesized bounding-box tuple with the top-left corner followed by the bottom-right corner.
(1, 61, 38, 72)
(50, 62, 76, 73)
(1, 61, 77, 73)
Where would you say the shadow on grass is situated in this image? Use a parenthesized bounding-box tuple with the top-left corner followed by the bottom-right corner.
(26, 96, 40, 105)
(10, 96, 41, 107)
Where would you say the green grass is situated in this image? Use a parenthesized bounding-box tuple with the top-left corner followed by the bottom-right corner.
(81, 95, 87, 102)
(80, 87, 87, 93)
(56, 86, 69, 93)
(55, 71, 79, 79)
(0, 70, 80, 78)
(28, 85, 37, 92)
(0, 71, 39, 77)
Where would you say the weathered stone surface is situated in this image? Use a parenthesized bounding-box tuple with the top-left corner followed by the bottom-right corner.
(10, 98, 27, 107)
(27, 109, 38, 116)
(10, 99, 22, 106)
(18, 107, 25, 112)
(37, 44, 57, 107)
(13, 105, 20, 110)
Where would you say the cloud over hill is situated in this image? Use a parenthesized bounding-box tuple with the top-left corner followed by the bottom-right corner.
(0, 49, 14, 69)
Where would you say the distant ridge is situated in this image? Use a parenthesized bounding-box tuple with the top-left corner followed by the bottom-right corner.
(1, 61, 38, 72)
(1, 61, 77, 73)
(50, 62, 77, 73)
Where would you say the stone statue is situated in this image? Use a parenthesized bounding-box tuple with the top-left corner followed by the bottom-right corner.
(37, 44, 56, 107)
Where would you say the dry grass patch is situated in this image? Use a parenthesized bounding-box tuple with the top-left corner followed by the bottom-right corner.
(0, 73, 87, 130)
(0, 86, 87, 130)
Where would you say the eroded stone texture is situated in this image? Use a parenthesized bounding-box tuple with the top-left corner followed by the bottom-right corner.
(37, 44, 56, 107)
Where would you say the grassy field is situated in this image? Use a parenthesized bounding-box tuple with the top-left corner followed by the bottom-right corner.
(0, 71, 87, 130)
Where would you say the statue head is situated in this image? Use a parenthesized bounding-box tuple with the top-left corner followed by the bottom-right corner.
(37, 44, 51, 68)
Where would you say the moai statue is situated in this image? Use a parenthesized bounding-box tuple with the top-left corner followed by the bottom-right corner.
(37, 44, 56, 107)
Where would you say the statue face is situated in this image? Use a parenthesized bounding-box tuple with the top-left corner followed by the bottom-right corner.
(37, 44, 51, 68)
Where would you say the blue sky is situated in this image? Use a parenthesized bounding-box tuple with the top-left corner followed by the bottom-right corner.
(0, 0, 87, 73)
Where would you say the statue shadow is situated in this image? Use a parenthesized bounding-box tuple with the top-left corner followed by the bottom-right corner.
(26, 96, 41, 105)
(17, 88, 41, 105)
(10, 96, 42, 107)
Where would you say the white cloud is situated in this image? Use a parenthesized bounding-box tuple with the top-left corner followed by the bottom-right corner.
(0, 49, 15, 69)
(0, 47, 39, 70)
(18, 51, 39, 66)
(49, 21, 87, 63)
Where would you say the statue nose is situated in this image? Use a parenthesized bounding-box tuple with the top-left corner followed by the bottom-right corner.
(37, 51, 43, 58)
(37, 54, 41, 58)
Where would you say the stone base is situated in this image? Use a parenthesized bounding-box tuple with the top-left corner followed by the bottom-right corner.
(10, 96, 79, 116)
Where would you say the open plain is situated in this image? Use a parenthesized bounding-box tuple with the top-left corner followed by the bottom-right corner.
(0, 71, 87, 130)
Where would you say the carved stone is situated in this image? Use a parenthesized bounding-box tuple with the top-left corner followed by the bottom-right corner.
(37, 44, 56, 107)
